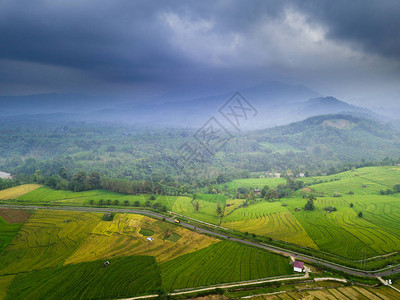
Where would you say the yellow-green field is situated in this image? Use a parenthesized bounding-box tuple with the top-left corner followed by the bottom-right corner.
(253, 285, 400, 300)
(0, 210, 101, 274)
(0, 275, 14, 300)
(66, 213, 218, 264)
(0, 184, 42, 200)
(0, 208, 293, 298)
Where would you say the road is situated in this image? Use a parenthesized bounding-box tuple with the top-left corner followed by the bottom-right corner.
(2, 204, 400, 278)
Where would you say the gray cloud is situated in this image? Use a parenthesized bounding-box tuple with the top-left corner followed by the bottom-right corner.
(0, 0, 399, 105)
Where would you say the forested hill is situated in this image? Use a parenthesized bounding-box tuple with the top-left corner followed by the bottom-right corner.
(0, 114, 399, 182)
(223, 114, 400, 173)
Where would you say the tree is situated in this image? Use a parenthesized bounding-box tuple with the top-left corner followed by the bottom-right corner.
(145, 200, 151, 207)
(133, 200, 141, 207)
(195, 202, 199, 212)
(261, 185, 270, 198)
(87, 171, 101, 189)
(113, 199, 119, 206)
(89, 199, 94, 205)
(216, 204, 223, 217)
(123, 200, 129, 206)
(98, 199, 105, 206)
(304, 196, 315, 211)
(393, 184, 400, 193)
(264, 188, 278, 200)
(69, 171, 88, 192)
(350, 203, 354, 208)
(358, 211, 363, 218)
(58, 167, 70, 180)
(149, 195, 156, 200)
(106, 199, 112, 205)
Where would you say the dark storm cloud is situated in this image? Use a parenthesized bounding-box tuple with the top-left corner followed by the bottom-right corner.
(0, 0, 399, 101)
(295, 0, 400, 59)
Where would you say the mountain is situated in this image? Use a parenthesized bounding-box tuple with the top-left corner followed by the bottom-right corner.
(248, 114, 400, 163)
(0, 82, 385, 130)
(296, 97, 381, 120)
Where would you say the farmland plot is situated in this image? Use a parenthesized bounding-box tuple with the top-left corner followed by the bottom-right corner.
(0, 210, 101, 274)
(66, 213, 218, 264)
(5, 256, 161, 300)
(0, 184, 42, 200)
(160, 241, 292, 290)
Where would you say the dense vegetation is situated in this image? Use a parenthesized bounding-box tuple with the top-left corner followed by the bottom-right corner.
(1, 114, 399, 188)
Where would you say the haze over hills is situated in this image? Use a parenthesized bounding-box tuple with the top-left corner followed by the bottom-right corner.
(0, 81, 390, 129)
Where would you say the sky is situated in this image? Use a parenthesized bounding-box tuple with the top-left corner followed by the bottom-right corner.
(0, 0, 400, 108)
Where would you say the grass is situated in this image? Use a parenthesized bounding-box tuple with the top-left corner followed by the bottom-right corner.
(0, 184, 42, 200)
(139, 228, 154, 236)
(0, 276, 14, 300)
(165, 233, 181, 243)
(65, 213, 218, 264)
(5, 256, 161, 300)
(15, 186, 178, 209)
(220, 177, 286, 193)
(0, 217, 24, 254)
(0, 210, 101, 275)
(172, 197, 220, 224)
(160, 241, 293, 291)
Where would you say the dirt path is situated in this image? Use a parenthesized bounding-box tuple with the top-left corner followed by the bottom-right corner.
(377, 276, 400, 294)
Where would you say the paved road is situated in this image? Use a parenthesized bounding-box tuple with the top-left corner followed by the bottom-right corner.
(2, 204, 400, 278)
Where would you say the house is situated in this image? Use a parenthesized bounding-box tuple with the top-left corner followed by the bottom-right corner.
(254, 189, 261, 195)
(147, 237, 153, 242)
(274, 173, 281, 178)
(0, 171, 12, 179)
(293, 261, 304, 273)
(299, 173, 305, 178)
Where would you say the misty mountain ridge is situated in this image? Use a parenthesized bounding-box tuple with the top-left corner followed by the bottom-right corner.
(0, 81, 388, 129)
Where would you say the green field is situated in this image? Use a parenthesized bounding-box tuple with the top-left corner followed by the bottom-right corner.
(5, 256, 161, 300)
(0, 217, 22, 253)
(172, 196, 221, 224)
(160, 241, 293, 290)
(0, 210, 101, 274)
(220, 177, 286, 193)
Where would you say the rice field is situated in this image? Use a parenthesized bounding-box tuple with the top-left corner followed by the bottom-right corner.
(65, 213, 219, 264)
(160, 241, 293, 290)
(172, 196, 220, 224)
(0, 210, 101, 274)
(255, 285, 400, 300)
(0, 184, 42, 200)
(224, 199, 245, 215)
(0, 217, 23, 254)
(0, 275, 14, 300)
(5, 256, 161, 300)
(221, 177, 286, 193)
(16, 186, 178, 208)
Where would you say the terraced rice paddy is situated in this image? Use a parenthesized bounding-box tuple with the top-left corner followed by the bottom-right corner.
(0, 184, 42, 200)
(224, 199, 245, 215)
(160, 241, 293, 290)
